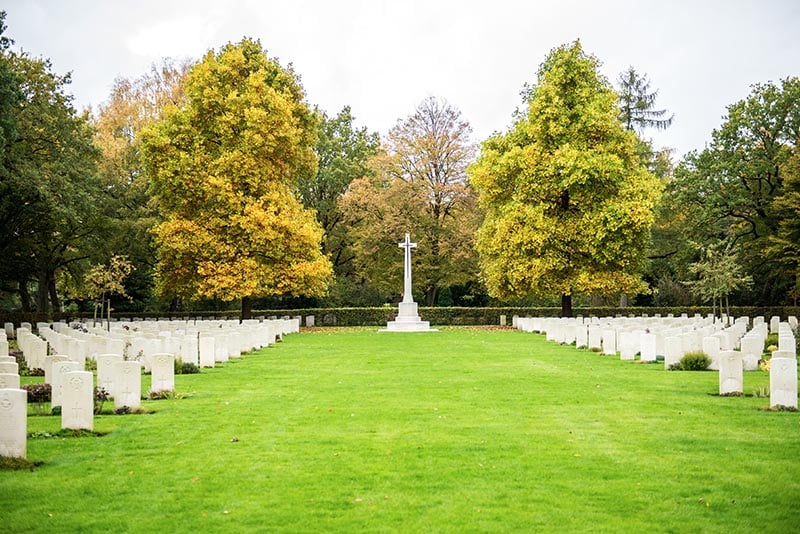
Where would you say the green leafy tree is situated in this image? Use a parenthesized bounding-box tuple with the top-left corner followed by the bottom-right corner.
(296, 106, 379, 303)
(140, 38, 332, 319)
(685, 241, 753, 317)
(83, 255, 135, 325)
(0, 42, 101, 315)
(92, 59, 191, 311)
(0, 12, 19, 163)
(769, 142, 800, 304)
(669, 78, 800, 304)
(341, 97, 480, 305)
(469, 41, 662, 317)
(617, 66, 673, 133)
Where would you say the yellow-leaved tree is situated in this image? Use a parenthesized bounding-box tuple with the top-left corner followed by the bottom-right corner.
(140, 38, 332, 318)
(469, 41, 662, 316)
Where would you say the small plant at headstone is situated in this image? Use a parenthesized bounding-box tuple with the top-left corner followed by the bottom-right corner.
(753, 385, 770, 398)
(51, 406, 61, 416)
(22, 383, 51, 415)
(0, 457, 44, 471)
(94, 386, 110, 415)
(678, 351, 711, 371)
(590, 347, 602, 353)
(147, 390, 182, 400)
(115, 406, 131, 415)
(85, 359, 97, 371)
(667, 362, 683, 371)
(759, 358, 771, 372)
(27, 368, 44, 377)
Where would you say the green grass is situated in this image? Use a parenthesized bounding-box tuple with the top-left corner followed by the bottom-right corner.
(3, 328, 799, 532)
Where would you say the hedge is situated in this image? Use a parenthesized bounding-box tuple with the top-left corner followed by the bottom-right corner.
(2, 305, 798, 328)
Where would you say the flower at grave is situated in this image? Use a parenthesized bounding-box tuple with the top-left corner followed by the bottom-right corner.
(759, 359, 770, 372)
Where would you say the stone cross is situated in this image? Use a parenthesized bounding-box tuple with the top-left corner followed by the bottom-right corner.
(398, 233, 417, 304)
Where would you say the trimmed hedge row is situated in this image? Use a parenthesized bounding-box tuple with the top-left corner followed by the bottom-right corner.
(3, 305, 797, 327)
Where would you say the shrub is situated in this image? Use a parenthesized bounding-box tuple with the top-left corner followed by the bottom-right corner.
(22, 383, 51, 415)
(680, 351, 711, 371)
(22, 383, 51, 404)
(94, 387, 110, 415)
(174, 359, 200, 375)
(667, 362, 683, 371)
(26, 368, 44, 377)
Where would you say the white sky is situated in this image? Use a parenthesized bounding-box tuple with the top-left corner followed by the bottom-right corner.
(4, 0, 799, 159)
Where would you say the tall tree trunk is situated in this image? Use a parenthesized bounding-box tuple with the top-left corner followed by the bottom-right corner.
(36, 271, 50, 316)
(240, 295, 252, 322)
(425, 286, 438, 306)
(48, 275, 60, 313)
(19, 280, 32, 312)
(561, 294, 573, 318)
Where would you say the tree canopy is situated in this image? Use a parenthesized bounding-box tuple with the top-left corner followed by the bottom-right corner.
(469, 41, 662, 316)
(140, 38, 332, 317)
(617, 66, 673, 133)
(668, 77, 800, 305)
(341, 97, 480, 305)
(0, 35, 101, 314)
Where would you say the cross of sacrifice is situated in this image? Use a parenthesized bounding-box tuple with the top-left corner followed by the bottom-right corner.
(398, 233, 417, 304)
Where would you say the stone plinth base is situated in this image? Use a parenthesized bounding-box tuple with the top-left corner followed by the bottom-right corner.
(380, 301, 437, 332)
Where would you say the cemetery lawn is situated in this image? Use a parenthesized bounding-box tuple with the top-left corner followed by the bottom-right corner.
(3, 328, 799, 533)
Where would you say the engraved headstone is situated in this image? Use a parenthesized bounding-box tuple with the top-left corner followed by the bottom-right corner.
(62, 371, 93, 430)
(0, 389, 27, 458)
(150, 353, 175, 394)
(113, 361, 142, 410)
(770, 350, 798, 410)
(718, 350, 743, 395)
(51, 360, 81, 408)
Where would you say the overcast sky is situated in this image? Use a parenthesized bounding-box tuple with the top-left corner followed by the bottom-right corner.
(4, 0, 799, 159)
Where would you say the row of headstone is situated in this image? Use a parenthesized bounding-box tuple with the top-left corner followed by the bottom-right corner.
(516, 314, 798, 410)
(1, 318, 299, 459)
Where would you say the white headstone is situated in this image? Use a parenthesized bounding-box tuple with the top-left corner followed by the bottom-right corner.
(602, 329, 617, 355)
(51, 361, 81, 408)
(0, 373, 20, 389)
(740, 335, 763, 371)
(718, 350, 743, 395)
(61, 371, 94, 430)
(113, 361, 142, 409)
(150, 353, 175, 394)
(702, 336, 721, 371)
(0, 361, 18, 375)
(770, 350, 798, 410)
(3, 323, 13, 339)
(27, 337, 48, 371)
(588, 325, 602, 351)
(640, 333, 657, 362)
(0, 388, 27, 458)
(181, 334, 199, 366)
(769, 316, 780, 334)
(664, 336, 683, 369)
(575, 325, 588, 349)
(43, 354, 70, 385)
(619, 331, 637, 361)
(0, 339, 8, 357)
(199, 336, 215, 368)
(96, 354, 123, 394)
